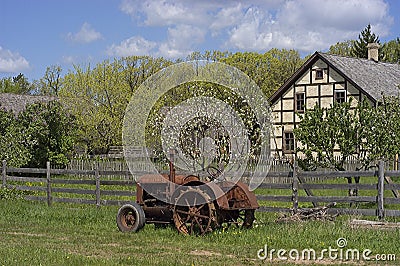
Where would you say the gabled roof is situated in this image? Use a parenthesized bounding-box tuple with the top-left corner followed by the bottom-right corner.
(269, 52, 400, 104)
(0, 93, 56, 114)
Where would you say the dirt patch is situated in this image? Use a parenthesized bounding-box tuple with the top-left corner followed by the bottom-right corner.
(3, 231, 70, 241)
(100, 243, 121, 247)
(190, 250, 222, 256)
(350, 219, 400, 229)
(190, 250, 235, 258)
(5, 232, 46, 237)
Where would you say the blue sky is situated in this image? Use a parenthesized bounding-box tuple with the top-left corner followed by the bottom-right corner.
(0, 0, 399, 81)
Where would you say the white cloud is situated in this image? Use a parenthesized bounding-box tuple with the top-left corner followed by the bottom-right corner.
(120, 0, 136, 16)
(107, 36, 157, 57)
(118, 0, 394, 56)
(0, 46, 30, 73)
(67, 22, 103, 43)
(120, 0, 211, 26)
(226, 0, 393, 52)
(280, 0, 391, 32)
(210, 3, 244, 32)
(120, 0, 286, 27)
(158, 25, 206, 58)
(62, 55, 77, 64)
(228, 7, 274, 50)
(108, 25, 205, 59)
(142, 1, 202, 26)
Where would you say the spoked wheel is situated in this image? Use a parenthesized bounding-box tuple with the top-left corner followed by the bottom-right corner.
(219, 209, 255, 229)
(173, 189, 216, 236)
(237, 209, 255, 228)
(116, 202, 146, 232)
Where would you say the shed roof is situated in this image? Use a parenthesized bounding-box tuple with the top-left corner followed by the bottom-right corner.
(0, 93, 56, 114)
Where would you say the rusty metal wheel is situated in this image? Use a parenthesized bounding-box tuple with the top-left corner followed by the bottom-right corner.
(173, 189, 216, 236)
(236, 209, 255, 228)
(218, 209, 255, 229)
(116, 203, 146, 232)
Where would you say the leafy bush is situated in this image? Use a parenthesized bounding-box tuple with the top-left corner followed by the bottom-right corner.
(0, 101, 76, 168)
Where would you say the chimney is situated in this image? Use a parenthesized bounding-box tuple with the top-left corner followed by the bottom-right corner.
(367, 43, 380, 61)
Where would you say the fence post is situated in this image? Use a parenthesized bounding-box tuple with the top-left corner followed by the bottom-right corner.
(47, 161, 52, 206)
(377, 160, 385, 219)
(292, 161, 298, 213)
(397, 154, 400, 172)
(2, 160, 6, 188)
(95, 165, 101, 207)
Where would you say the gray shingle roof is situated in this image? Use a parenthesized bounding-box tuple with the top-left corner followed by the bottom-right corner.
(319, 53, 400, 100)
(0, 93, 56, 114)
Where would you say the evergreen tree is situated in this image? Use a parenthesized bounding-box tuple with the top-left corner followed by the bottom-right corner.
(351, 24, 381, 59)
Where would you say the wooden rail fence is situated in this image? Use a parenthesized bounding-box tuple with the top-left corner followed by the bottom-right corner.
(2, 160, 400, 219)
(2, 161, 135, 207)
(259, 161, 400, 218)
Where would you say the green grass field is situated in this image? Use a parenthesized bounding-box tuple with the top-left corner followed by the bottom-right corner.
(0, 198, 399, 266)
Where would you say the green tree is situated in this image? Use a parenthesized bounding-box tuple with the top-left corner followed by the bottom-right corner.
(0, 101, 74, 168)
(381, 38, 400, 64)
(36, 65, 63, 96)
(357, 96, 400, 165)
(0, 109, 31, 167)
(328, 40, 354, 56)
(60, 56, 172, 155)
(60, 63, 121, 155)
(351, 24, 381, 59)
(222, 49, 304, 98)
(294, 100, 359, 171)
(119, 56, 172, 94)
(0, 73, 33, 94)
(17, 101, 76, 167)
(294, 96, 400, 171)
(293, 97, 400, 196)
(186, 50, 231, 62)
(0, 77, 14, 93)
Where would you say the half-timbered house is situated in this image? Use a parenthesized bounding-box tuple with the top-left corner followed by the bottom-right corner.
(269, 44, 400, 158)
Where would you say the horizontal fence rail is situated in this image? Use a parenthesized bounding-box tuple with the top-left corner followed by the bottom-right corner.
(2, 161, 135, 207)
(2, 160, 400, 219)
